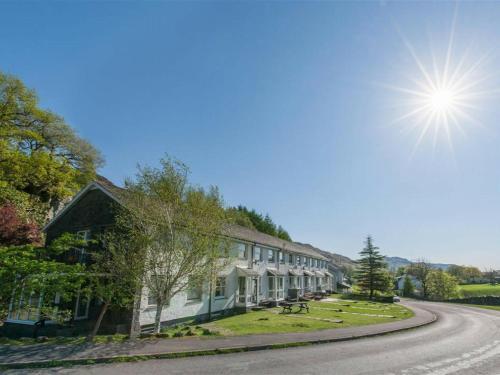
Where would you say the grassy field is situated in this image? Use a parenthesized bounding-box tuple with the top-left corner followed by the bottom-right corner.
(0, 298, 414, 345)
(458, 284, 500, 297)
(161, 298, 413, 337)
(472, 305, 500, 311)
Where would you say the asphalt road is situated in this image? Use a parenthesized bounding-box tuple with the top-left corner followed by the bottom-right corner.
(12, 301, 500, 375)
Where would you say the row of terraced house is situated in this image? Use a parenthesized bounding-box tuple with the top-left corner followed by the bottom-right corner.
(3, 177, 348, 337)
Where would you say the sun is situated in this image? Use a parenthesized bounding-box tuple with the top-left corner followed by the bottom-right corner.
(429, 88, 455, 113)
(386, 13, 493, 155)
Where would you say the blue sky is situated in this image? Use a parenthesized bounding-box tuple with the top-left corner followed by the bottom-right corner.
(2, 1, 500, 268)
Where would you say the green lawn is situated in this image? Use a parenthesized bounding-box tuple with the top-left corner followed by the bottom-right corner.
(0, 298, 414, 345)
(187, 299, 413, 336)
(458, 284, 500, 297)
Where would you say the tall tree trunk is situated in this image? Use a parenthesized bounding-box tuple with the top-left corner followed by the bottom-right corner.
(89, 301, 109, 341)
(154, 302, 163, 334)
(129, 287, 142, 339)
(208, 278, 213, 321)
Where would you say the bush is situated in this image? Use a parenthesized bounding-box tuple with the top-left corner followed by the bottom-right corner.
(173, 331, 184, 338)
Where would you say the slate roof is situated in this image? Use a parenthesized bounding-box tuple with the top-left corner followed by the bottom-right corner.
(226, 224, 327, 260)
(95, 175, 125, 197)
(47, 176, 328, 261)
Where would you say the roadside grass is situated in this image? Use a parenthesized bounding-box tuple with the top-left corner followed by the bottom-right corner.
(0, 298, 413, 345)
(458, 284, 500, 298)
(460, 304, 500, 312)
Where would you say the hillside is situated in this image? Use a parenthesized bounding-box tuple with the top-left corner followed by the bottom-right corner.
(384, 256, 453, 271)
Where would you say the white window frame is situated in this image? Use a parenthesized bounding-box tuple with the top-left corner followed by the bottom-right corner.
(74, 291, 90, 320)
(75, 230, 91, 263)
(267, 248, 275, 263)
(236, 243, 247, 260)
(7, 288, 42, 323)
(214, 277, 226, 299)
(253, 246, 262, 262)
(186, 282, 203, 302)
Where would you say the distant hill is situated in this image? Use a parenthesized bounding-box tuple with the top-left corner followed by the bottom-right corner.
(384, 256, 453, 271)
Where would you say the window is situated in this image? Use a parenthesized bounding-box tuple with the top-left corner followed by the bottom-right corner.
(268, 276, 275, 298)
(215, 277, 226, 299)
(277, 277, 284, 299)
(74, 292, 90, 320)
(296, 255, 301, 266)
(268, 276, 284, 299)
(8, 290, 41, 321)
(253, 246, 262, 262)
(147, 291, 157, 306)
(267, 248, 275, 262)
(73, 230, 90, 263)
(238, 276, 246, 303)
(235, 243, 247, 259)
(187, 285, 202, 301)
(288, 253, 293, 265)
(289, 276, 298, 288)
(187, 278, 202, 301)
(278, 251, 284, 264)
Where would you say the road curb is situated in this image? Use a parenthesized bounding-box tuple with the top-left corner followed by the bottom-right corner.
(0, 308, 437, 370)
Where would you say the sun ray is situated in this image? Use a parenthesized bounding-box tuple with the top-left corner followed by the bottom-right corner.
(386, 16, 496, 155)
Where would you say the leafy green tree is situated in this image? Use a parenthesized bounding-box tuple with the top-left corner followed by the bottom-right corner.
(402, 275, 415, 297)
(226, 205, 292, 241)
(396, 266, 407, 277)
(408, 259, 433, 299)
(0, 234, 87, 325)
(276, 225, 292, 242)
(426, 269, 459, 301)
(355, 236, 389, 299)
(122, 156, 233, 334)
(88, 220, 147, 340)
(0, 71, 103, 221)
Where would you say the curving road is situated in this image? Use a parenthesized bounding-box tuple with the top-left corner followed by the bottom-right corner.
(14, 301, 500, 375)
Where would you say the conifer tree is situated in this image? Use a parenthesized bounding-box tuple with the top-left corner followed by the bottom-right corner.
(356, 236, 389, 299)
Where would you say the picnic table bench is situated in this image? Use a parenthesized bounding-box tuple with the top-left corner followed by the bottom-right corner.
(280, 301, 310, 313)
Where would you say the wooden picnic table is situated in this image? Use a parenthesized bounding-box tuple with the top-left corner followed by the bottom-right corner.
(281, 301, 310, 313)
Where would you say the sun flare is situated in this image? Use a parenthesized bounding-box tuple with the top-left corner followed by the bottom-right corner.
(386, 14, 494, 155)
(429, 88, 455, 112)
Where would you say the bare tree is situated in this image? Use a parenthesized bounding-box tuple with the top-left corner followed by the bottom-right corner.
(408, 258, 433, 299)
(123, 156, 232, 334)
